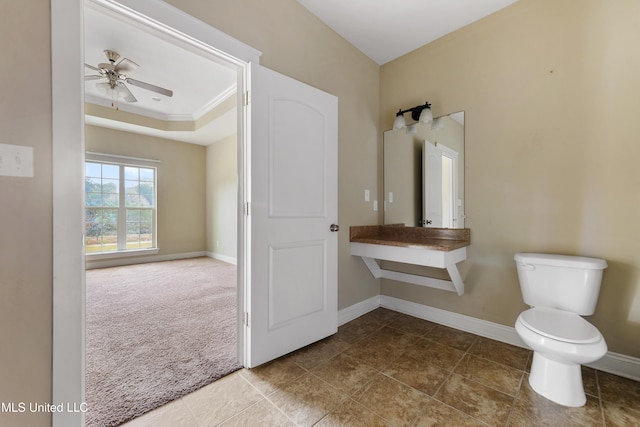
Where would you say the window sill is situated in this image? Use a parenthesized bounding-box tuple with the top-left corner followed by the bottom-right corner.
(85, 248, 160, 261)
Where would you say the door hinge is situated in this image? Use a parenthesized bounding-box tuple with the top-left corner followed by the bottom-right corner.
(244, 90, 250, 106)
(244, 202, 250, 216)
(244, 311, 250, 327)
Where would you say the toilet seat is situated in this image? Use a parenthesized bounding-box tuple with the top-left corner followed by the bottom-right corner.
(519, 307, 601, 344)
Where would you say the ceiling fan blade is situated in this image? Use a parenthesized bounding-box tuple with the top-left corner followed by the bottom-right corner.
(85, 63, 101, 72)
(84, 75, 103, 81)
(98, 62, 115, 71)
(126, 78, 173, 97)
(117, 82, 138, 103)
(114, 58, 139, 74)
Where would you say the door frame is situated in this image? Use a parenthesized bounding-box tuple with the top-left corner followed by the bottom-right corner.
(52, 1, 260, 425)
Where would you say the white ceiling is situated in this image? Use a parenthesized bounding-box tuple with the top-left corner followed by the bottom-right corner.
(85, 1, 518, 145)
(84, 5, 238, 145)
(296, 0, 519, 65)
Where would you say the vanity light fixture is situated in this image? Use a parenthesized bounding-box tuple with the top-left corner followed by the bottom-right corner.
(393, 101, 433, 130)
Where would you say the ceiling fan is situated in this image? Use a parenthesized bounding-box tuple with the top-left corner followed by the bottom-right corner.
(84, 50, 173, 103)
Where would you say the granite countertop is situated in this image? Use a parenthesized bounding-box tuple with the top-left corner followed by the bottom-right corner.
(349, 225, 470, 251)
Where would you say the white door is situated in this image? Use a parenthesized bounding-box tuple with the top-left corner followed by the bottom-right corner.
(423, 140, 443, 228)
(440, 145, 459, 228)
(245, 63, 338, 367)
(423, 141, 459, 228)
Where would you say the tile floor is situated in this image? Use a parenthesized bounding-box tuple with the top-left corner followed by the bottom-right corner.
(122, 308, 640, 426)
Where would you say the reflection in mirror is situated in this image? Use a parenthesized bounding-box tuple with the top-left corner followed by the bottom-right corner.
(384, 111, 464, 228)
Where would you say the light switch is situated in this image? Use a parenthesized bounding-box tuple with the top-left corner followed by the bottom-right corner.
(373, 200, 378, 211)
(0, 143, 34, 177)
(364, 189, 370, 202)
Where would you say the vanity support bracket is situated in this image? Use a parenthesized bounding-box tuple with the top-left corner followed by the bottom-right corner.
(351, 243, 466, 296)
(445, 264, 465, 296)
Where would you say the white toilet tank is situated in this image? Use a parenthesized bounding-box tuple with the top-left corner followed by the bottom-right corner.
(514, 253, 608, 315)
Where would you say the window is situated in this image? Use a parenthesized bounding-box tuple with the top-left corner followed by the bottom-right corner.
(85, 160, 157, 253)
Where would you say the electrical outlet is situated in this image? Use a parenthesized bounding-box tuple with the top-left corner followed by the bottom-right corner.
(0, 143, 34, 177)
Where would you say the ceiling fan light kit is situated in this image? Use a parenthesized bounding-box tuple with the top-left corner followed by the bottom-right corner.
(85, 50, 174, 106)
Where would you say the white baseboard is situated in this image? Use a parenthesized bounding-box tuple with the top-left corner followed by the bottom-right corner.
(381, 296, 527, 348)
(338, 295, 381, 326)
(87, 251, 239, 269)
(86, 251, 207, 269)
(206, 251, 238, 265)
(338, 296, 640, 382)
(587, 351, 640, 381)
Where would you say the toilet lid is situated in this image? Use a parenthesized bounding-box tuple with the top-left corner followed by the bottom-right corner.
(519, 307, 602, 344)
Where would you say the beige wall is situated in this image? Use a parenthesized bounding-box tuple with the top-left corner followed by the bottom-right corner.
(166, 0, 383, 308)
(0, 2, 52, 426)
(206, 134, 238, 260)
(380, 0, 640, 357)
(18, 0, 640, 423)
(1, 1, 380, 425)
(85, 126, 207, 262)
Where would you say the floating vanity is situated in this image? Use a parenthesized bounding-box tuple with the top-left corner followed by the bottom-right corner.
(350, 225, 470, 295)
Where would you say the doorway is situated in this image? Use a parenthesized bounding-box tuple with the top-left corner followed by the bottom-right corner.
(84, 3, 244, 424)
(52, 0, 258, 425)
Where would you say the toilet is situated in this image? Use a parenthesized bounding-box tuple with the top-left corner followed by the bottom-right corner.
(514, 252, 608, 407)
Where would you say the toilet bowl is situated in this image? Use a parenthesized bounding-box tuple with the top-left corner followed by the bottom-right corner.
(514, 253, 608, 407)
(515, 307, 607, 407)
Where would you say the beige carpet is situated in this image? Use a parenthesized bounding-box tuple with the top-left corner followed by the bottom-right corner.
(85, 257, 241, 427)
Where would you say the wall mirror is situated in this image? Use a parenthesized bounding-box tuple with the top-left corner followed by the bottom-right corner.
(383, 111, 465, 228)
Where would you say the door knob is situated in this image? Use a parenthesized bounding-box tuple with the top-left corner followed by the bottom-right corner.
(330, 224, 340, 232)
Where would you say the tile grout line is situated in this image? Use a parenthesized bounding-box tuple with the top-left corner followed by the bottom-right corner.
(430, 335, 478, 399)
(280, 351, 373, 427)
(428, 335, 498, 427)
(303, 336, 403, 427)
(381, 321, 488, 424)
(503, 351, 530, 427)
(317, 314, 427, 426)
(174, 396, 206, 427)
(206, 373, 270, 427)
(595, 370, 607, 427)
(248, 371, 310, 427)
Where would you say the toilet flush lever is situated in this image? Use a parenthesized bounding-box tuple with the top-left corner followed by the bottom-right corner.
(522, 263, 536, 271)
